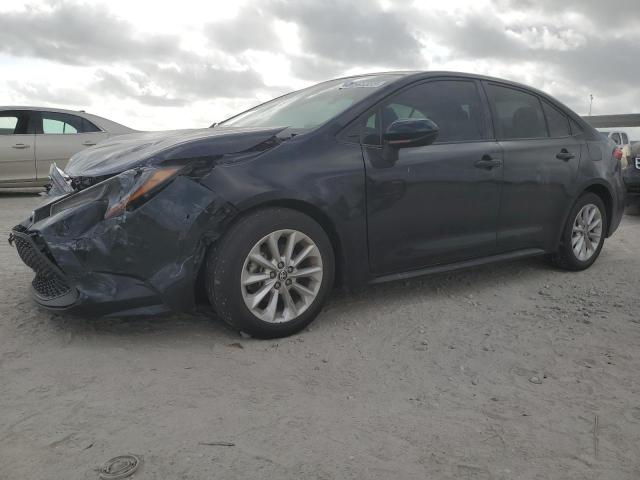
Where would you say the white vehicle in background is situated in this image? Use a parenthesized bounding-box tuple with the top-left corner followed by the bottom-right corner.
(0, 107, 135, 188)
(599, 130, 632, 167)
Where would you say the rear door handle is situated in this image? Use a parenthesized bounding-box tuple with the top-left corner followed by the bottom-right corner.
(82, 141, 96, 146)
(556, 149, 575, 161)
(11, 143, 30, 149)
(474, 156, 502, 169)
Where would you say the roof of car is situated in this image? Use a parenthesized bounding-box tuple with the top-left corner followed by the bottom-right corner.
(0, 105, 99, 115)
(0, 106, 136, 134)
(337, 70, 570, 102)
(338, 70, 529, 85)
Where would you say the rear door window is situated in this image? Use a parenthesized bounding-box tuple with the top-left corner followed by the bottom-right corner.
(621, 132, 629, 145)
(485, 84, 548, 140)
(40, 112, 99, 134)
(611, 133, 621, 145)
(43, 118, 77, 134)
(541, 100, 570, 138)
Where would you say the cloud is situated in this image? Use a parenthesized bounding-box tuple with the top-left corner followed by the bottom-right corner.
(0, 1, 271, 109)
(202, 0, 425, 81)
(497, 0, 640, 27)
(139, 63, 268, 99)
(288, 56, 346, 82)
(406, 6, 640, 112)
(434, 16, 528, 60)
(2, 0, 640, 128)
(8, 80, 92, 106)
(94, 70, 189, 107)
(0, 2, 183, 65)
(93, 63, 271, 109)
(206, 6, 281, 53)
(269, 0, 423, 69)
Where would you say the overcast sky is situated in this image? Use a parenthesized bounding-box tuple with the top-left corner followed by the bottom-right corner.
(1, 0, 639, 134)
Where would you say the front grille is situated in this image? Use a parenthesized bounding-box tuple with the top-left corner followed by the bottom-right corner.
(10, 226, 71, 300)
(32, 273, 71, 299)
(635, 157, 640, 170)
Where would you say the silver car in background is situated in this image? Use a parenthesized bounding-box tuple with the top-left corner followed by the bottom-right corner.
(0, 107, 135, 188)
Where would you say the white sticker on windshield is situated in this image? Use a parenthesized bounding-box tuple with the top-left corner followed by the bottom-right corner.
(339, 78, 387, 89)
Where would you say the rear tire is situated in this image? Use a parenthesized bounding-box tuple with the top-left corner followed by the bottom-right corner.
(551, 193, 606, 271)
(206, 207, 334, 338)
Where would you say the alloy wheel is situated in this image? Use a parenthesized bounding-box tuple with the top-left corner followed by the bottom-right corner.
(571, 203, 603, 261)
(240, 229, 323, 323)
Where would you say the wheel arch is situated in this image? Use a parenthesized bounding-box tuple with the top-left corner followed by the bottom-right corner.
(582, 183, 614, 236)
(196, 197, 346, 299)
(552, 181, 615, 254)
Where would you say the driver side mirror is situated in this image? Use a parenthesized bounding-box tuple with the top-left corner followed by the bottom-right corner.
(382, 118, 439, 148)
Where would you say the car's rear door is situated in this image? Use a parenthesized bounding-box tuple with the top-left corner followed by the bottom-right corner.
(483, 82, 583, 252)
(0, 110, 36, 185)
(34, 111, 108, 181)
(361, 78, 503, 275)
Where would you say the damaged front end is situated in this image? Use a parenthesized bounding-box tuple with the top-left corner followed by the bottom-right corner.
(9, 126, 286, 317)
(10, 162, 234, 316)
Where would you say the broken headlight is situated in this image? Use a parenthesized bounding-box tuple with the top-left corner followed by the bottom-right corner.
(104, 166, 182, 219)
(49, 165, 183, 219)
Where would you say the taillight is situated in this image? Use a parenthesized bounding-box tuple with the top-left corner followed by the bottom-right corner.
(613, 148, 623, 161)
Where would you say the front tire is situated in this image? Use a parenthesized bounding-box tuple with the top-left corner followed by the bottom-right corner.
(551, 193, 607, 271)
(206, 207, 335, 338)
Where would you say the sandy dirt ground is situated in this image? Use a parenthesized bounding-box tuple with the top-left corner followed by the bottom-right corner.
(1, 193, 639, 480)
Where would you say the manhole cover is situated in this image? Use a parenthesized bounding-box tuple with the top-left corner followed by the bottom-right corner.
(98, 454, 141, 480)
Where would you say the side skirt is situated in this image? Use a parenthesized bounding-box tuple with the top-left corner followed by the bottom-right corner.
(369, 248, 545, 284)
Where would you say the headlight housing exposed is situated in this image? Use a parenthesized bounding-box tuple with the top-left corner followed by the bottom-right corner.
(104, 166, 181, 219)
(49, 165, 183, 219)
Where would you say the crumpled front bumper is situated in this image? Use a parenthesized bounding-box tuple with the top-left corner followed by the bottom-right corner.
(10, 224, 79, 308)
(10, 175, 235, 317)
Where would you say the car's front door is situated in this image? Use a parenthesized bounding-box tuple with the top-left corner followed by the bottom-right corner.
(0, 110, 36, 185)
(483, 82, 583, 252)
(34, 111, 108, 181)
(361, 79, 503, 275)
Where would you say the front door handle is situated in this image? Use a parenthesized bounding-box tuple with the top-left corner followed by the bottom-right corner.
(556, 149, 575, 161)
(11, 143, 30, 149)
(474, 156, 502, 169)
(82, 141, 96, 146)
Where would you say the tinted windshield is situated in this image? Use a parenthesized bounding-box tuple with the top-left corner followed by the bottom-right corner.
(220, 75, 401, 130)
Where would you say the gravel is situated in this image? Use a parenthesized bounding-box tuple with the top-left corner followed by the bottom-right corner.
(1, 193, 639, 479)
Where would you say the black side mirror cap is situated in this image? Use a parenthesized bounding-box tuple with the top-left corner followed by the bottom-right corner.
(383, 118, 439, 148)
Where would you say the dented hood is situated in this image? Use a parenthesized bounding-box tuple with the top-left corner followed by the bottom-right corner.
(65, 125, 286, 177)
